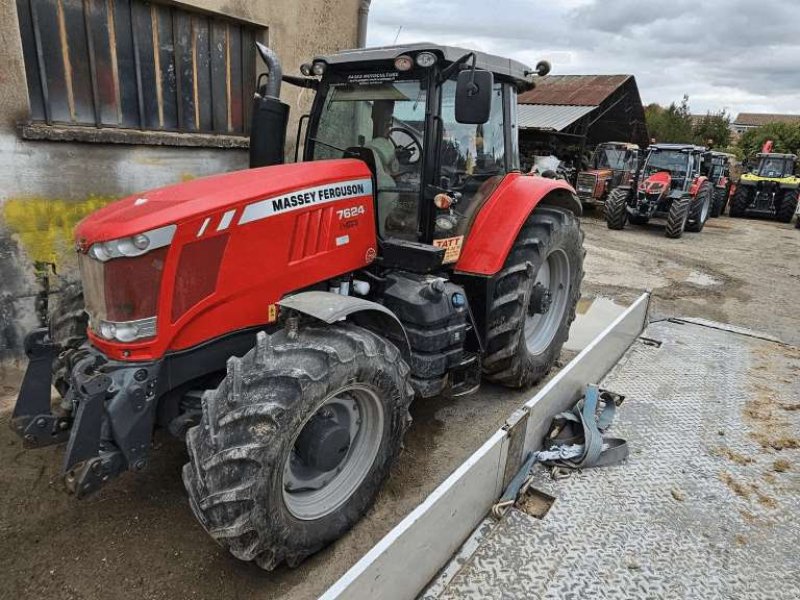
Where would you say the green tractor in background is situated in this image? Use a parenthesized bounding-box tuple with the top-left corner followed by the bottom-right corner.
(730, 150, 799, 222)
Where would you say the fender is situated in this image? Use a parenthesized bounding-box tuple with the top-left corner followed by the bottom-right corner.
(690, 175, 709, 197)
(455, 173, 581, 276)
(278, 291, 411, 360)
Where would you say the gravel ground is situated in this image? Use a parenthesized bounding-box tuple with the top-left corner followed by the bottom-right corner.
(0, 213, 797, 600)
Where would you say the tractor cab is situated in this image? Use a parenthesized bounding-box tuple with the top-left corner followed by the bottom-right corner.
(575, 141, 639, 205)
(705, 151, 733, 186)
(286, 44, 548, 245)
(753, 153, 796, 179)
(640, 144, 706, 196)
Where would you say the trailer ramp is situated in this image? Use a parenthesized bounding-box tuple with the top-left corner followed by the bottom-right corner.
(426, 318, 800, 599)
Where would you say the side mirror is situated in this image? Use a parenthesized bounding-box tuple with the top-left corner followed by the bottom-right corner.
(455, 69, 493, 124)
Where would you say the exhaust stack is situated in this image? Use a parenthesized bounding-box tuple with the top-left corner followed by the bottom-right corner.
(250, 42, 290, 168)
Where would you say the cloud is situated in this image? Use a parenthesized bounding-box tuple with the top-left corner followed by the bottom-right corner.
(367, 0, 800, 115)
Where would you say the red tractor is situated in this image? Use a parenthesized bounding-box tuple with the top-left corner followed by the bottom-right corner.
(605, 143, 713, 238)
(706, 151, 734, 218)
(11, 43, 583, 569)
(574, 141, 640, 207)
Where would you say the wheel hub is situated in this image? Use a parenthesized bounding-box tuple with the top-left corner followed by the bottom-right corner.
(295, 413, 351, 472)
(529, 283, 553, 316)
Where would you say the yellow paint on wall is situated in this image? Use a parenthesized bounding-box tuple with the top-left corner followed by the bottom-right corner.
(2, 196, 116, 266)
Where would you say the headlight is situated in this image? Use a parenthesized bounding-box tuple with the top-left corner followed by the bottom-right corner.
(312, 61, 326, 76)
(87, 224, 176, 262)
(300, 63, 313, 76)
(96, 317, 157, 343)
(394, 55, 413, 71)
(415, 52, 436, 68)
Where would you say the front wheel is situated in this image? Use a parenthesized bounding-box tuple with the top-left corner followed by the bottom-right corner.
(665, 195, 691, 238)
(604, 188, 628, 230)
(729, 185, 752, 218)
(183, 324, 413, 570)
(709, 186, 727, 218)
(776, 189, 798, 223)
(483, 207, 584, 388)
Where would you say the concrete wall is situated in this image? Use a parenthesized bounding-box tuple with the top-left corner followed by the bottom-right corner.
(0, 0, 362, 357)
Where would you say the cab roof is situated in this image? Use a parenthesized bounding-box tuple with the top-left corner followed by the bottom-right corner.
(649, 143, 707, 153)
(314, 43, 533, 87)
(756, 152, 797, 160)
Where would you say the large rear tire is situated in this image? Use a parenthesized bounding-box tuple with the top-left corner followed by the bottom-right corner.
(183, 323, 413, 570)
(729, 185, 752, 218)
(685, 181, 712, 232)
(482, 207, 583, 388)
(49, 280, 88, 396)
(604, 188, 628, 230)
(776, 189, 798, 223)
(665, 195, 691, 238)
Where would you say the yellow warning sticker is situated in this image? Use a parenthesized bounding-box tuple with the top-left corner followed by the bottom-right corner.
(433, 235, 464, 264)
(268, 304, 277, 323)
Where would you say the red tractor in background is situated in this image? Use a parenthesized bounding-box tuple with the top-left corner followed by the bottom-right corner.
(706, 151, 734, 218)
(574, 141, 640, 208)
(605, 143, 712, 238)
(11, 43, 583, 570)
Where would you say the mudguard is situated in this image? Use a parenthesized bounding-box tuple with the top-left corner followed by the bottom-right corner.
(278, 291, 411, 360)
(455, 173, 581, 276)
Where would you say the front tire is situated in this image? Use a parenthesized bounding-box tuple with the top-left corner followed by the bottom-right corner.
(729, 185, 752, 218)
(605, 188, 628, 230)
(483, 207, 584, 388)
(685, 181, 712, 232)
(709, 186, 726, 218)
(183, 323, 413, 570)
(776, 189, 798, 223)
(665, 195, 691, 238)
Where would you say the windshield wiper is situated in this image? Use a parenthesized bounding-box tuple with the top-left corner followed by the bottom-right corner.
(309, 137, 347, 153)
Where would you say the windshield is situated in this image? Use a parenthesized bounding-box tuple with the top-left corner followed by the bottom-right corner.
(311, 80, 427, 239)
(757, 157, 791, 178)
(644, 150, 690, 179)
(709, 158, 726, 179)
(594, 148, 628, 170)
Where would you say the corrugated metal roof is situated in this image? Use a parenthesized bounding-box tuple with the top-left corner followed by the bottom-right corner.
(517, 104, 595, 131)
(518, 75, 630, 106)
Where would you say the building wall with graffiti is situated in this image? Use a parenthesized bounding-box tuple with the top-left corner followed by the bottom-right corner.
(0, 0, 362, 358)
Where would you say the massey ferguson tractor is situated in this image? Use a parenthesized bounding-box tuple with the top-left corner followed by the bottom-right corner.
(11, 43, 584, 570)
(729, 151, 799, 222)
(707, 151, 734, 218)
(574, 141, 639, 207)
(605, 143, 712, 238)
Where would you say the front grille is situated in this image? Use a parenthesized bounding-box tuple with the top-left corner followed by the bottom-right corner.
(576, 173, 597, 194)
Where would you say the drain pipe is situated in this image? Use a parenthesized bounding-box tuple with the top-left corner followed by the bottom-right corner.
(357, 0, 371, 47)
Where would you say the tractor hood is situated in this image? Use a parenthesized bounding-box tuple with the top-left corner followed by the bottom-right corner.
(640, 171, 671, 196)
(75, 159, 372, 247)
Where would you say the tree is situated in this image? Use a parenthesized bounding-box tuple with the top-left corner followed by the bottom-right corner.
(737, 122, 800, 158)
(645, 95, 694, 144)
(693, 110, 731, 148)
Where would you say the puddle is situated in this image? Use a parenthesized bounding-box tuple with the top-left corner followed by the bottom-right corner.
(685, 270, 721, 287)
(565, 295, 627, 352)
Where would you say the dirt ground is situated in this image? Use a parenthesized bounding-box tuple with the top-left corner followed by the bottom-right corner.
(0, 213, 798, 600)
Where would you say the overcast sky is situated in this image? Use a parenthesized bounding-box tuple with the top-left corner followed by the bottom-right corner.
(367, 0, 800, 117)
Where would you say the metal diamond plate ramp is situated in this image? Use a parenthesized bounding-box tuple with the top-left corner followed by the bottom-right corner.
(428, 319, 800, 600)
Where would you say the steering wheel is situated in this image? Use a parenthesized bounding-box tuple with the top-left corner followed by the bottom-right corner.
(388, 126, 423, 165)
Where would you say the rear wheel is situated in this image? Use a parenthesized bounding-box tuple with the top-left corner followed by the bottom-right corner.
(183, 324, 413, 570)
(483, 207, 583, 388)
(665, 195, 691, 238)
(776, 189, 798, 223)
(729, 185, 753, 218)
(685, 181, 712, 232)
(604, 188, 628, 230)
